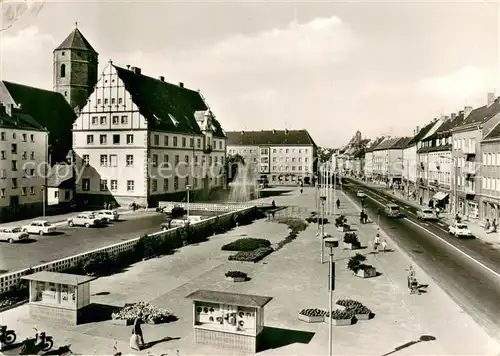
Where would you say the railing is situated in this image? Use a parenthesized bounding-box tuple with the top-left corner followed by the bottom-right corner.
(158, 202, 267, 212)
(0, 206, 255, 294)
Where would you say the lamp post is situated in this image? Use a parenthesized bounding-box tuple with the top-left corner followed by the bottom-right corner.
(186, 185, 192, 218)
(324, 237, 338, 356)
(320, 195, 326, 264)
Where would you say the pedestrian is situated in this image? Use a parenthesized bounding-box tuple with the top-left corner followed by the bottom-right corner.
(336, 198, 340, 209)
(435, 206, 440, 218)
(493, 219, 497, 232)
(419, 196, 423, 205)
(300, 188, 303, 195)
(485, 218, 491, 231)
(455, 213, 461, 223)
(131, 313, 144, 350)
(381, 239, 387, 252)
(373, 233, 380, 252)
(271, 200, 276, 209)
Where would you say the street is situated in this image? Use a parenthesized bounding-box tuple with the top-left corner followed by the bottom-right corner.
(0, 212, 166, 274)
(344, 179, 500, 339)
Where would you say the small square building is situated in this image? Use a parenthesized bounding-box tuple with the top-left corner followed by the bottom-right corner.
(186, 289, 272, 353)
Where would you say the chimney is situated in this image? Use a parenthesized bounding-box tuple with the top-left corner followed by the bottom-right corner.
(272, 129, 276, 134)
(464, 106, 473, 119)
(285, 129, 289, 135)
(487, 92, 496, 107)
(5, 104, 12, 117)
(126, 65, 131, 69)
(159, 76, 165, 82)
(414, 126, 420, 135)
(450, 113, 456, 120)
(179, 82, 184, 88)
(241, 130, 245, 135)
(131, 67, 141, 75)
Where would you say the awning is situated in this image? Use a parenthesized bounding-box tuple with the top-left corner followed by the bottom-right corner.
(432, 192, 449, 201)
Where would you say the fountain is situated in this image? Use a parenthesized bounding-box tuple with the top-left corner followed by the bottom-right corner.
(228, 162, 258, 202)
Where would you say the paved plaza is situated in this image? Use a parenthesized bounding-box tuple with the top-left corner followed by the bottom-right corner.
(0, 187, 498, 355)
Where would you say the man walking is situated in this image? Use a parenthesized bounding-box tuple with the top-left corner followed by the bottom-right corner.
(336, 198, 340, 210)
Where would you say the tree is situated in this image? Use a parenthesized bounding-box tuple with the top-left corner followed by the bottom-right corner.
(225, 154, 245, 183)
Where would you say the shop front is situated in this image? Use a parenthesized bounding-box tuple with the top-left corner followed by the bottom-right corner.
(431, 191, 450, 211)
(186, 289, 272, 353)
(458, 193, 479, 219)
(22, 271, 97, 325)
(480, 196, 500, 222)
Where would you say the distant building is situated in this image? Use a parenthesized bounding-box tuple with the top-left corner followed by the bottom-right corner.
(0, 104, 48, 222)
(47, 163, 74, 209)
(226, 130, 317, 185)
(73, 63, 227, 208)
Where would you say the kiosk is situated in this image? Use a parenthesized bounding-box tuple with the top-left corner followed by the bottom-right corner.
(22, 271, 97, 325)
(186, 289, 272, 353)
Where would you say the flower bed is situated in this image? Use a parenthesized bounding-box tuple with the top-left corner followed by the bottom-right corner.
(225, 271, 247, 282)
(336, 299, 373, 321)
(326, 309, 354, 326)
(298, 308, 327, 323)
(305, 217, 329, 224)
(221, 238, 271, 252)
(228, 247, 273, 262)
(111, 301, 176, 325)
(343, 232, 361, 250)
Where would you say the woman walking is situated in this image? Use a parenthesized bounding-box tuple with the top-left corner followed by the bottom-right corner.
(130, 312, 144, 350)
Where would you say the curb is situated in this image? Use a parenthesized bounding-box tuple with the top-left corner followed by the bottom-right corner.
(0, 299, 28, 314)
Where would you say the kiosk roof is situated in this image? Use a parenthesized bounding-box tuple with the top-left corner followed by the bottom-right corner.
(22, 271, 97, 286)
(186, 289, 273, 308)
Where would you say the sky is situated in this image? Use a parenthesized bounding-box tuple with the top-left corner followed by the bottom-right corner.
(0, 0, 499, 148)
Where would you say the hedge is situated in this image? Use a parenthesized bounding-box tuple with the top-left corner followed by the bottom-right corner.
(228, 247, 274, 262)
(221, 238, 271, 252)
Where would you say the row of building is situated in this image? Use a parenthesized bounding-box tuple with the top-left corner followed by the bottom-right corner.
(0, 25, 317, 222)
(333, 93, 500, 221)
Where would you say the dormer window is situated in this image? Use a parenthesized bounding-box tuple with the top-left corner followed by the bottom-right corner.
(168, 113, 179, 126)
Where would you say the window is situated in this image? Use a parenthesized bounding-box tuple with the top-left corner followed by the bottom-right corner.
(97, 99, 101, 105)
(0, 189, 4, 198)
(0, 151, 5, 159)
(104, 98, 108, 105)
(111, 180, 117, 191)
(173, 136, 178, 146)
(60, 64, 66, 77)
(118, 98, 123, 105)
(483, 153, 487, 165)
(11, 143, 17, 154)
(22, 133, 26, 142)
(91, 116, 98, 125)
(82, 155, 89, 165)
(11, 178, 17, 188)
(87, 135, 94, 144)
(185, 177, 189, 187)
(194, 155, 198, 164)
(0, 169, 5, 178)
(127, 180, 134, 192)
(112, 116, 119, 124)
(100, 155, 108, 166)
(11, 160, 17, 171)
(174, 177, 179, 190)
(22, 187, 27, 196)
(100, 116, 106, 125)
(121, 115, 128, 124)
(219, 141, 222, 150)
(30, 187, 35, 195)
(126, 134, 134, 144)
(175, 155, 179, 165)
(164, 154, 169, 163)
(100, 135, 107, 144)
(0, 132, 4, 141)
(126, 155, 134, 166)
(197, 138, 201, 148)
(152, 154, 158, 167)
(273, 149, 276, 153)
(185, 155, 189, 163)
(100, 179, 108, 191)
(190, 138, 194, 147)
(109, 154, 117, 167)
(164, 136, 169, 146)
(113, 134, 120, 144)
(65, 191, 70, 199)
(154, 135, 159, 146)
(12, 133, 15, 139)
(22, 152, 27, 160)
(82, 178, 90, 191)
(152, 179, 158, 192)
(163, 179, 169, 191)
(111, 98, 116, 105)
(30, 152, 34, 160)
(182, 137, 186, 147)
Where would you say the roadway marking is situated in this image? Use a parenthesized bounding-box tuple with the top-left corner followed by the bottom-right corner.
(361, 189, 500, 279)
(438, 222, 445, 226)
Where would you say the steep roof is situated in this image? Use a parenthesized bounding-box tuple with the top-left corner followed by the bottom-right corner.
(0, 81, 76, 164)
(226, 130, 316, 146)
(113, 65, 225, 138)
(365, 137, 385, 152)
(54, 27, 97, 53)
(458, 99, 500, 128)
(392, 137, 412, 149)
(0, 105, 44, 131)
(373, 137, 401, 151)
(406, 121, 437, 146)
(422, 114, 464, 142)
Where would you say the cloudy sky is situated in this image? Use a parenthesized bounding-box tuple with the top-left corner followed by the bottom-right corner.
(1, 0, 499, 147)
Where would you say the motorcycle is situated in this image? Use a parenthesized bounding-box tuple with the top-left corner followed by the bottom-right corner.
(20, 327, 54, 354)
(0, 325, 17, 345)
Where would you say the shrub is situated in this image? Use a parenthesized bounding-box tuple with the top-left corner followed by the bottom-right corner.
(335, 215, 345, 227)
(358, 263, 374, 271)
(221, 238, 271, 251)
(305, 217, 329, 224)
(337, 299, 363, 309)
(343, 232, 360, 246)
(225, 271, 247, 278)
(228, 247, 273, 262)
(277, 218, 308, 232)
(171, 206, 186, 218)
(328, 309, 354, 320)
(347, 253, 366, 273)
(0, 282, 29, 308)
(81, 251, 117, 276)
(299, 308, 327, 317)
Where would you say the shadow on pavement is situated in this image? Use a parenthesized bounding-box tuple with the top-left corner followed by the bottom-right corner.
(380, 335, 436, 356)
(141, 336, 181, 350)
(257, 326, 314, 352)
(78, 303, 121, 324)
(42, 344, 73, 355)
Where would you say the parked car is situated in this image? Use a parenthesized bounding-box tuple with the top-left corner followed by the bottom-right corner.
(161, 216, 204, 230)
(95, 210, 120, 223)
(67, 213, 102, 228)
(417, 208, 438, 221)
(356, 190, 366, 198)
(0, 227, 29, 243)
(385, 203, 401, 217)
(22, 221, 57, 235)
(448, 223, 473, 237)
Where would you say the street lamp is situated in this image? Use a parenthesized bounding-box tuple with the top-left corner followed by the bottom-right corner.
(320, 195, 326, 264)
(324, 237, 339, 356)
(186, 185, 192, 218)
(439, 155, 458, 216)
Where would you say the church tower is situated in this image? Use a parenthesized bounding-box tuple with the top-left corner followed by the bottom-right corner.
(53, 23, 98, 114)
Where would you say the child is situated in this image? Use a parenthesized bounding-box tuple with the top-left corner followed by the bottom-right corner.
(381, 239, 387, 252)
(373, 233, 380, 252)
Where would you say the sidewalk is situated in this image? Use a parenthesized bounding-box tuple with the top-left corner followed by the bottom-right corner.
(0, 187, 497, 355)
(352, 178, 500, 248)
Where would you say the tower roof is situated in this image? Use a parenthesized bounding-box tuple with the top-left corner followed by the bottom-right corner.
(54, 26, 97, 53)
